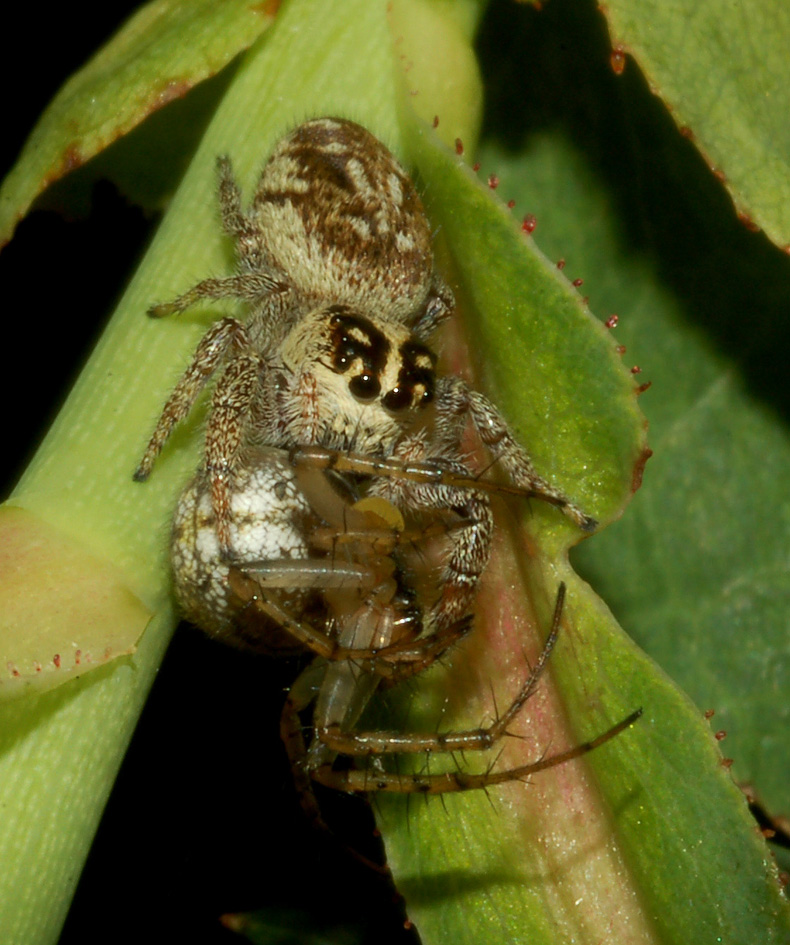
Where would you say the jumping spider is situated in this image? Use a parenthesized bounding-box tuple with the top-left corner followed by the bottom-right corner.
(136, 117, 635, 800)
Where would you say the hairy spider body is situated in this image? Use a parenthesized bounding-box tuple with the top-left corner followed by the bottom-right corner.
(171, 446, 316, 651)
(242, 118, 441, 322)
(134, 117, 594, 563)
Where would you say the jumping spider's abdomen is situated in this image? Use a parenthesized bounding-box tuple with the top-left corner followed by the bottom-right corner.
(251, 117, 437, 321)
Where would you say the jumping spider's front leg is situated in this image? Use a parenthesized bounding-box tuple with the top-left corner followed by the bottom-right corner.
(133, 315, 264, 557)
(433, 375, 598, 533)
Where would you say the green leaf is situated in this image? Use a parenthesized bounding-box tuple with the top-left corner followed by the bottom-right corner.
(0, 507, 150, 698)
(368, 112, 787, 945)
(0, 0, 275, 245)
(480, 0, 790, 846)
(446, 1, 790, 941)
(601, 0, 790, 250)
(528, 8, 790, 832)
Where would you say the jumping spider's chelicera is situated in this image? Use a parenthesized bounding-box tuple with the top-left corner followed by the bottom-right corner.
(136, 117, 636, 800)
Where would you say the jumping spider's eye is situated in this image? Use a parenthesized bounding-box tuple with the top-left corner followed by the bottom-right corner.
(380, 341, 436, 412)
(349, 373, 382, 401)
(381, 387, 411, 411)
(335, 332, 365, 369)
(329, 311, 388, 381)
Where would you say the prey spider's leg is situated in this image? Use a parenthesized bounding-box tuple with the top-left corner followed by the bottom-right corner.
(228, 567, 381, 662)
(307, 552, 429, 771)
(242, 558, 385, 592)
(280, 660, 327, 828)
(227, 568, 472, 677)
(353, 615, 473, 680)
(438, 376, 598, 532)
(134, 317, 250, 481)
(312, 708, 642, 795)
(287, 445, 566, 503)
(282, 660, 391, 875)
(316, 584, 566, 758)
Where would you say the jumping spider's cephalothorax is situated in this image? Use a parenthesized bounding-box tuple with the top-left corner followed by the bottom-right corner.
(136, 117, 636, 801)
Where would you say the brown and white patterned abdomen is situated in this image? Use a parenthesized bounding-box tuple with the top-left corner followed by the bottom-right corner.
(251, 118, 435, 321)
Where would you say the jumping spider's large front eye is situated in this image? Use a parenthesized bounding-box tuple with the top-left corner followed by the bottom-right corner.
(381, 387, 412, 411)
(349, 373, 382, 401)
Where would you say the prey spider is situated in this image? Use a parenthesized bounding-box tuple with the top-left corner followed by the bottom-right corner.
(171, 446, 639, 804)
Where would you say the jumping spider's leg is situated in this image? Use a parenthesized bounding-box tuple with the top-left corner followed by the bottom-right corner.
(383, 481, 495, 635)
(215, 154, 247, 239)
(134, 317, 250, 481)
(312, 708, 642, 795)
(147, 276, 265, 319)
(364, 441, 495, 634)
(316, 583, 566, 758)
(430, 485, 493, 632)
(148, 157, 284, 318)
(205, 354, 262, 557)
(437, 376, 598, 532)
(411, 279, 455, 339)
